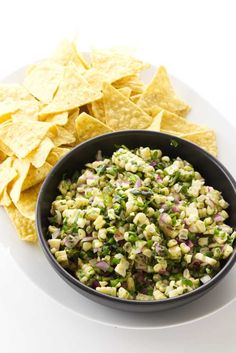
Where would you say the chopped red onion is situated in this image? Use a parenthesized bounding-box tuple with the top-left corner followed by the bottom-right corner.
(96, 261, 109, 272)
(135, 179, 141, 188)
(156, 175, 163, 182)
(91, 280, 100, 289)
(81, 236, 94, 243)
(214, 214, 224, 222)
(150, 160, 157, 167)
(172, 206, 180, 213)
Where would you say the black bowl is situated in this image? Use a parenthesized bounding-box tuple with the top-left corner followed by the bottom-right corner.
(36, 130, 236, 312)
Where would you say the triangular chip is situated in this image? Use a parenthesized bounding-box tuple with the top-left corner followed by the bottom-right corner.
(0, 157, 17, 195)
(103, 83, 152, 130)
(0, 120, 53, 158)
(112, 75, 144, 95)
(9, 158, 30, 204)
(22, 162, 52, 191)
(0, 150, 6, 163)
(88, 87, 132, 123)
(26, 137, 54, 168)
(23, 61, 64, 103)
(91, 48, 150, 83)
(5, 204, 37, 242)
(82, 68, 109, 93)
(147, 111, 163, 131)
(0, 188, 12, 207)
(52, 126, 76, 146)
(39, 64, 102, 115)
(138, 66, 190, 117)
(51, 39, 88, 71)
(41, 112, 68, 126)
(182, 130, 217, 157)
(130, 94, 142, 104)
(75, 112, 113, 144)
(46, 147, 70, 166)
(151, 108, 205, 134)
(14, 183, 42, 220)
(0, 101, 18, 123)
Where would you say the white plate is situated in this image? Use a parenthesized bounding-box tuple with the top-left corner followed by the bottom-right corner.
(0, 64, 236, 329)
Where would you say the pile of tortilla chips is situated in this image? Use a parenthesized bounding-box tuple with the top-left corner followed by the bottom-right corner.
(0, 39, 217, 243)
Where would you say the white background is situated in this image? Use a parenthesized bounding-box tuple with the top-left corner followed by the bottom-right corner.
(0, 1, 236, 352)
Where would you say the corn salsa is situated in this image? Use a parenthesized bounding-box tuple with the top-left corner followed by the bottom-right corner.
(47, 147, 236, 300)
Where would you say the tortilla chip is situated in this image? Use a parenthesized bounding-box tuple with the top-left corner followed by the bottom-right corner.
(26, 137, 54, 168)
(52, 126, 76, 146)
(0, 188, 12, 207)
(147, 111, 162, 131)
(0, 150, 6, 162)
(112, 75, 144, 94)
(46, 147, 70, 165)
(9, 159, 30, 204)
(130, 93, 142, 104)
(91, 48, 150, 83)
(5, 204, 37, 242)
(138, 66, 190, 117)
(75, 112, 113, 143)
(0, 101, 18, 122)
(0, 157, 17, 195)
(0, 139, 13, 157)
(118, 87, 132, 98)
(82, 68, 109, 93)
(0, 120, 53, 158)
(22, 162, 52, 191)
(0, 84, 33, 101)
(39, 64, 102, 115)
(103, 83, 152, 130)
(14, 183, 41, 220)
(151, 108, 205, 134)
(182, 130, 217, 157)
(87, 98, 106, 122)
(11, 98, 39, 121)
(42, 112, 68, 126)
(24, 61, 64, 104)
(51, 39, 88, 71)
(161, 130, 185, 137)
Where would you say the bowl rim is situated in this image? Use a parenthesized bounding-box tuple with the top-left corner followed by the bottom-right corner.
(36, 130, 236, 306)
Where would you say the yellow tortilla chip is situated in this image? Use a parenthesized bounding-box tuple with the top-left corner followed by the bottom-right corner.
(88, 98, 106, 123)
(130, 93, 142, 104)
(52, 126, 76, 146)
(118, 87, 132, 98)
(0, 188, 12, 207)
(151, 108, 205, 134)
(5, 204, 37, 242)
(0, 101, 18, 123)
(51, 39, 88, 71)
(147, 111, 162, 131)
(103, 83, 152, 130)
(0, 84, 39, 122)
(112, 75, 144, 94)
(24, 61, 64, 103)
(22, 162, 52, 191)
(0, 84, 32, 101)
(161, 130, 185, 137)
(41, 112, 68, 126)
(91, 48, 150, 83)
(46, 147, 70, 165)
(9, 158, 30, 204)
(0, 157, 17, 195)
(26, 137, 54, 168)
(0, 139, 13, 157)
(75, 112, 113, 143)
(39, 64, 102, 115)
(82, 68, 109, 93)
(182, 130, 217, 157)
(138, 66, 190, 117)
(14, 183, 41, 220)
(0, 150, 6, 162)
(0, 120, 53, 158)
(11, 99, 39, 121)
